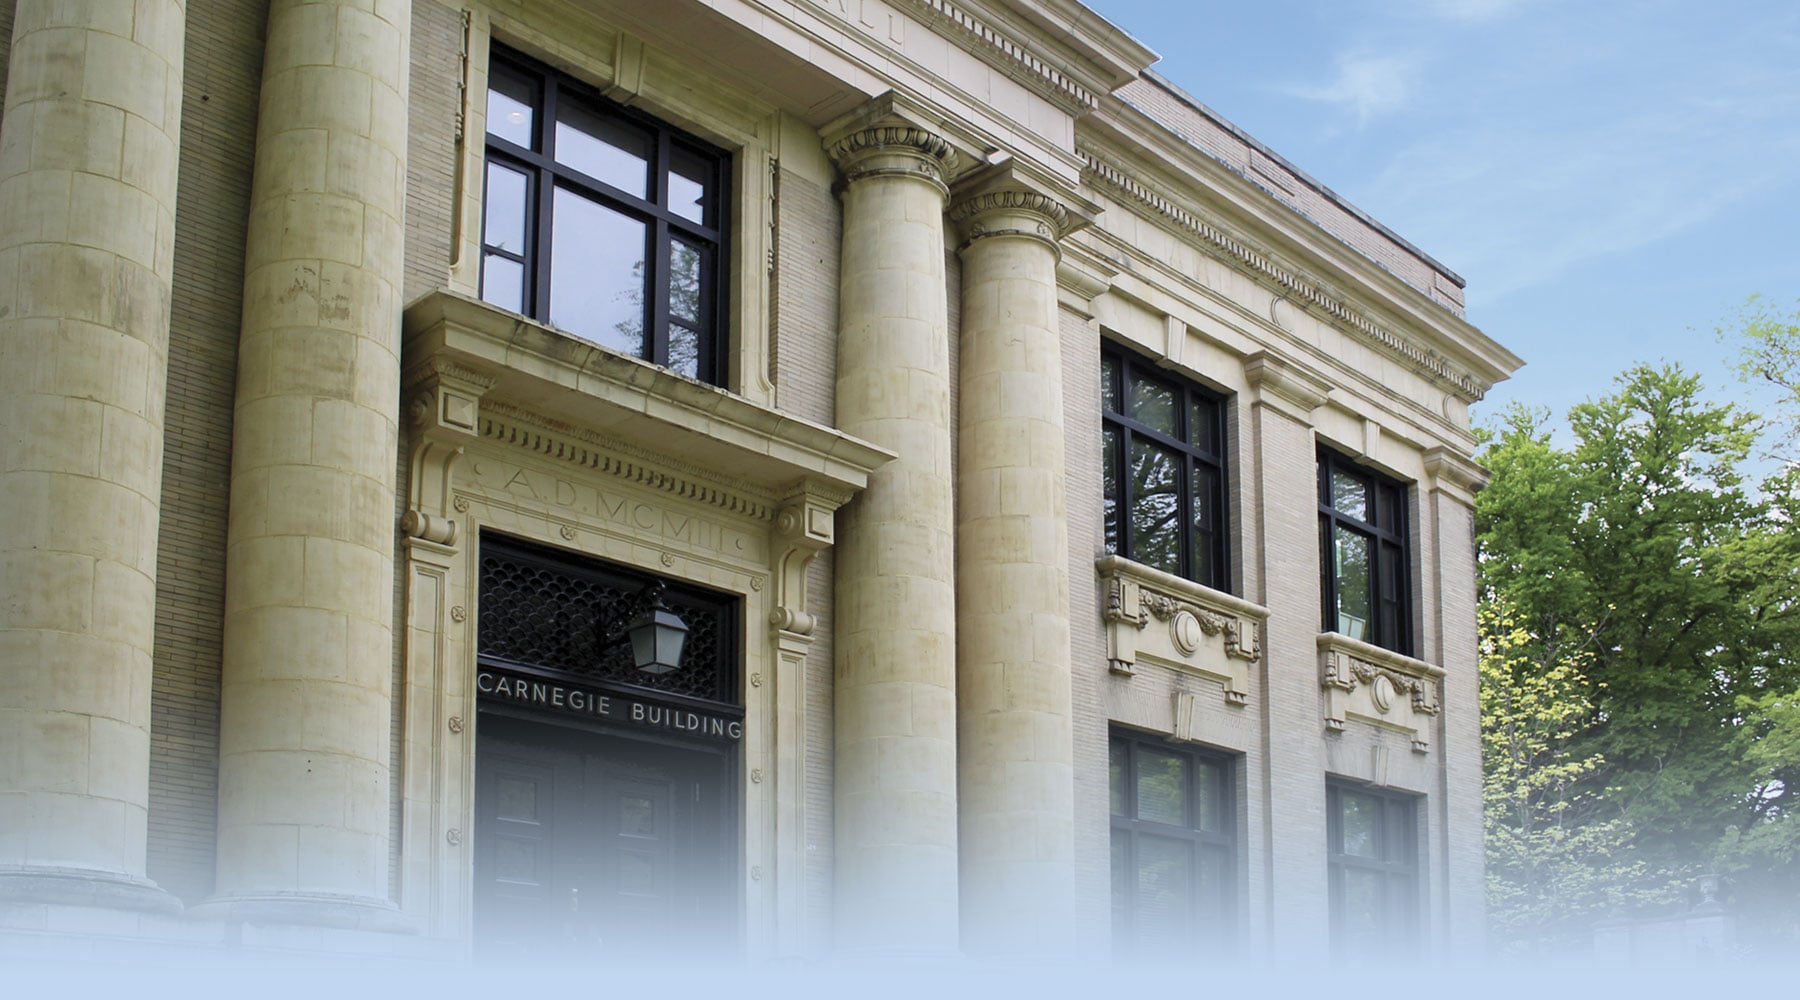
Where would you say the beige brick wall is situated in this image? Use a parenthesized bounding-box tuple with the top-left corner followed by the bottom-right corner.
(147, 0, 268, 905)
(772, 163, 842, 952)
(391, 0, 463, 905)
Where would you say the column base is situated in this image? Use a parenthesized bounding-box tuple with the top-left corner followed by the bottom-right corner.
(188, 892, 418, 934)
(0, 866, 181, 914)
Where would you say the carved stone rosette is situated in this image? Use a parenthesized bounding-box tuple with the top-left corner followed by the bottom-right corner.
(1098, 555, 1266, 706)
(1318, 633, 1444, 753)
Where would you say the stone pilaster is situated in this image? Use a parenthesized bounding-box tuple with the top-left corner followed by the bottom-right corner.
(1423, 446, 1488, 958)
(0, 0, 186, 912)
(204, 0, 411, 929)
(947, 180, 1077, 958)
(823, 96, 961, 957)
(1243, 352, 1332, 949)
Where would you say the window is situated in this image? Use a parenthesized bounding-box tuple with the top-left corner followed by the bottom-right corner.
(1318, 448, 1411, 655)
(481, 48, 730, 385)
(1327, 782, 1418, 951)
(1109, 731, 1235, 956)
(1102, 345, 1229, 590)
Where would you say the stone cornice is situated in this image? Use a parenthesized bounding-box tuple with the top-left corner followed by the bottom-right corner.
(895, 0, 1099, 112)
(400, 289, 896, 502)
(478, 402, 779, 523)
(1081, 151, 1494, 403)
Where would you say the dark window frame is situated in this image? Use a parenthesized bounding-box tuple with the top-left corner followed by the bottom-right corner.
(1101, 343, 1231, 592)
(1109, 729, 1237, 956)
(1317, 447, 1412, 655)
(480, 47, 731, 387)
(1326, 781, 1420, 951)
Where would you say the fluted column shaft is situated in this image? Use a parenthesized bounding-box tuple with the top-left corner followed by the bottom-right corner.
(950, 190, 1076, 957)
(0, 0, 186, 911)
(827, 121, 961, 956)
(209, 0, 410, 924)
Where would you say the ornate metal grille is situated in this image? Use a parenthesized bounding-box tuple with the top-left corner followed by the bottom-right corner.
(477, 537, 736, 704)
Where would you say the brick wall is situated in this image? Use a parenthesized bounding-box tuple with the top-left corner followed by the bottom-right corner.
(145, 0, 269, 905)
(773, 162, 840, 952)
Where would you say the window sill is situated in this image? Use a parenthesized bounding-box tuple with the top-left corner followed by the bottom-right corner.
(1317, 632, 1443, 752)
(1097, 554, 1267, 706)
(400, 289, 895, 497)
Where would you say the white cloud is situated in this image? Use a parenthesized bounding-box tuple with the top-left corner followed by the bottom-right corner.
(1286, 52, 1424, 125)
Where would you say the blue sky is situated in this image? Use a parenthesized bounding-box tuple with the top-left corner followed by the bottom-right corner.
(1082, 0, 1800, 431)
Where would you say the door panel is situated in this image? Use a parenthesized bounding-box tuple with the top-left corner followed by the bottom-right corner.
(474, 715, 734, 958)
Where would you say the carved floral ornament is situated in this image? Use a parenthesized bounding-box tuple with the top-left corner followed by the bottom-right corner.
(1319, 637, 1443, 754)
(1098, 556, 1265, 707)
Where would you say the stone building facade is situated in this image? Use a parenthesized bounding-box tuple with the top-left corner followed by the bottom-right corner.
(0, 0, 1519, 965)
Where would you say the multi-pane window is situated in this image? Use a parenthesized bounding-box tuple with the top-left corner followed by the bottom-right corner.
(1318, 448, 1411, 655)
(1109, 731, 1235, 956)
(1102, 345, 1229, 590)
(481, 48, 730, 385)
(1327, 782, 1419, 951)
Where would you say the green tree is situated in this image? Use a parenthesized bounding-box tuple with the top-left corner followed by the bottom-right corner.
(1481, 597, 1680, 954)
(1476, 363, 1800, 952)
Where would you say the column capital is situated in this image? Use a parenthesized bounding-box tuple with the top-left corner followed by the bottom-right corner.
(822, 93, 957, 192)
(1422, 445, 1490, 507)
(947, 159, 1097, 252)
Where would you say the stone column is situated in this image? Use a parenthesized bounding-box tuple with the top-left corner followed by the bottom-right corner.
(1243, 354, 1331, 950)
(0, 0, 186, 912)
(204, 0, 411, 928)
(824, 98, 961, 957)
(948, 182, 1076, 958)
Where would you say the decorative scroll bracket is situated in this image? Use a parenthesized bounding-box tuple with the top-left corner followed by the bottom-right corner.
(401, 359, 495, 547)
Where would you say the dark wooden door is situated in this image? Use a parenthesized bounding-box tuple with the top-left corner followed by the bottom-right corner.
(474, 715, 734, 959)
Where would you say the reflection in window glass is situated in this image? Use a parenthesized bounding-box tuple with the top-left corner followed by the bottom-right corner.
(1128, 440, 1181, 576)
(1331, 468, 1369, 521)
(481, 255, 523, 314)
(1102, 426, 1120, 555)
(1129, 374, 1179, 437)
(486, 73, 535, 147)
(669, 147, 711, 224)
(555, 103, 649, 197)
(1333, 527, 1372, 641)
(549, 187, 645, 354)
(1134, 750, 1187, 827)
(484, 162, 528, 254)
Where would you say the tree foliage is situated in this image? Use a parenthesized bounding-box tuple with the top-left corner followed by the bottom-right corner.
(1476, 360, 1800, 955)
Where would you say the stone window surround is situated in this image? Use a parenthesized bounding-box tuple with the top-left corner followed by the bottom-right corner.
(450, 9, 780, 407)
(1108, 727, 1238, 956)
(395, 289, 893, 949)
(1326, 780, 1422, 951)
(1318, 444, 1414, 657)
(478, 44, 731, 385)
(1101, 340, 1231, 592)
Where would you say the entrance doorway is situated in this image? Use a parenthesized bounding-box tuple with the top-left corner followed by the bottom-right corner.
(471, 535, 742, 959)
